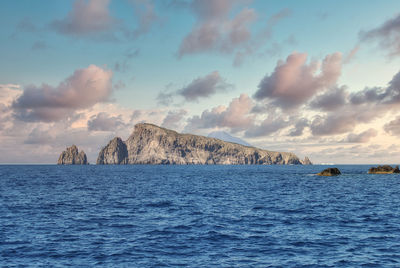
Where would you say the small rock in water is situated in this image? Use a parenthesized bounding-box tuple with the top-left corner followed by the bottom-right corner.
(368, 165, 400, 174)
(317, 167, 341, 176)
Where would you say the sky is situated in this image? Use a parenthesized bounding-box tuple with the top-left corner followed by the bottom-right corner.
(1, 0, 400, 164)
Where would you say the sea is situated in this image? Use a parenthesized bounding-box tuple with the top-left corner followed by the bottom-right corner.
(1, 165, 400, 267)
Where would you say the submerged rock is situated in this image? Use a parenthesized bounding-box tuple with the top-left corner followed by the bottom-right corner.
(57, 145, 88, 165)
(97, 123, 308, 165)
(368, 165, 400, 174)
(317, 167, 341, 176)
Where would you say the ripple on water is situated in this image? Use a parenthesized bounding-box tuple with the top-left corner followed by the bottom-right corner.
(1, 165, 400, 267)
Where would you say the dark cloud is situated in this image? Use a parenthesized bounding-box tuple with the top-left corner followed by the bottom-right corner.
(12, 65, 113, 122)
(51, 0, 117, 37)
(344, 128, 377, 143)
(360, 13, 400, 57)
(185, 94, 254, 132)
(350, 70, 400, 105)
(254, 52, 342, 109)
(384, 116, 400, 136)
(87, 112, 126, 131)
(288, 118, 309, 137)
(161, 109, 187, 130)
(179, 71, 232, 101)
(309, 86, 348, 111)
(157, 71, 232, 105)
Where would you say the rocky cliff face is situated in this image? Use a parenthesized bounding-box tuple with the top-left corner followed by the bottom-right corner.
(57, 145, 88, 165)
(97, 123, 308, 165)
(301, 157, 312, 165)
(97, 137, 128, 165)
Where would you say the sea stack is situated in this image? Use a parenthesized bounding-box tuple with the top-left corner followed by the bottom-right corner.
(57, 145, 88, 165)
(301, 157, 313, 165)
(97, 123, 308, 165)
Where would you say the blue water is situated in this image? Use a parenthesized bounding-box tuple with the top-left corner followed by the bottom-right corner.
(1, 165, 400, 267)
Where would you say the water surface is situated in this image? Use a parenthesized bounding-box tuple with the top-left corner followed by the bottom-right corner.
(1, 165, 400, 267)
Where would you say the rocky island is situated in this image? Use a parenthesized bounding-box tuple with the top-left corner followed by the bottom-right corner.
(317, 167, 341, 176)
(97, 123, 310, 165)
(57, 145, 88, 165)
(368, 165, 400, 174)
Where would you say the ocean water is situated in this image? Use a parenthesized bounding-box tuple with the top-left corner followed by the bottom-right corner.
(1, 165, 400, 267)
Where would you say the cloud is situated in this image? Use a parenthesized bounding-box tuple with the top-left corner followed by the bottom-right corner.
(254, 52, 342, 109)
(157, 71, 232, 104)
(114, 48, 140, 72)
(87, 112, 127, 131)
(12, 65, 113, 122)
(244, 115, 289, 137)
(350, 70, 400, 105)
(51, 0, 116, 37)
(384, 116, 400, 135)
(178, 0, 257, 57)
(344, 128, 377, 143)
(288, 118, 309, 137)
(360, 13, 400, 57)
(309, 105, 378, 136)
(127, 0, 159, 39)
(185, 93, 254, 132)
(178, 71, 232, 101)
(161, 109, 188, 130)
(309, 86, 348, 111)
(343, 45, 359, 64)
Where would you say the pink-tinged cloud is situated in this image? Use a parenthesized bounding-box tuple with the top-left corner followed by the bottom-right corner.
(185, 93, 254, 132)
(12, 65, 113, 122)
(178, 0, 257, 57)
(51, 0, 116, 36)
(254, 52, 342, 109)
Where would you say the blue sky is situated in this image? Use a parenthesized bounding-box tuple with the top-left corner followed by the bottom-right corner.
(1, 0, 400, 164)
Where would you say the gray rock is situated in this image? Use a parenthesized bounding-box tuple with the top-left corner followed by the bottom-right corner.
(57, 145, 88, 165)
(97, 123, 308, 165)
(96, 137, 128, 165)
(301, 156, 313, 165)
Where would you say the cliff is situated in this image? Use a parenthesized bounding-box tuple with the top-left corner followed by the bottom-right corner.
(57, 145, 88, 165)
(97, 123, 308, 165)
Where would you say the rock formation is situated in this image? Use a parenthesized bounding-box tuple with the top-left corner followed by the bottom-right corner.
(57, 145, 88, 165)
(368, 165, 400, 174)
(317, 167, 341, 176)
(301, 156, 313, 165)
(97, 123, 309, 165)
(96, 137, 128, 165)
